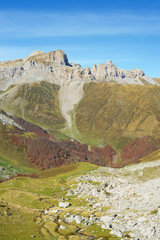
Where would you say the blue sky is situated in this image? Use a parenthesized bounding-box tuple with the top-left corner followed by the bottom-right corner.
(0, 0, 160, 77)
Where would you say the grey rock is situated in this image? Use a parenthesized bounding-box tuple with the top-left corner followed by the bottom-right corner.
(59, 202, 70, 208)
(60, 225, 66, 230)
(74, 215, 82, 224)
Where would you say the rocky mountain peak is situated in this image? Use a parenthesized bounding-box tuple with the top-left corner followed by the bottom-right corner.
(48, 50, 70, 66)
(25, 49, 70, 66)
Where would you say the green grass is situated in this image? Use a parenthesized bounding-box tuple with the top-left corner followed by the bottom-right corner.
(0, 203, 43, 240)
(0, 162, 98, 205)
(0, 162, 101, 239)
(81, 223, 120, 239)
(0, 156, 38, 182)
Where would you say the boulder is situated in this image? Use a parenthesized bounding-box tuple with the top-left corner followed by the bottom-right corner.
(59, 202, 70, 208)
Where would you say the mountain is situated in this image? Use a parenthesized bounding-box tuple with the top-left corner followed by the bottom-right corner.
(0, 49, 160, 169)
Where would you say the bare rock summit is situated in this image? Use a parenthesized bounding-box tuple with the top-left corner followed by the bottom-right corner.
(0, 49, 159, 91)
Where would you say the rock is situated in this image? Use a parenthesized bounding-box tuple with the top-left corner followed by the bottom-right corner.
(49, 217, 55, 222)
(44, 210, 48, 215)
(100, 215, 112, 229)
(85, 221, 93, 226)
(100, 182, 108, 189)
(60, 225, 66, 230)
(74, 215, 82, 224)
(93, 202, 104, 208)
(99, 189, 108, 201)
(0, 113, 24, 130)
(137, 216, 146, 223)
(59, 202, 70, 208)
(66, 190, 75, 196)
(49, 209, 61, 214)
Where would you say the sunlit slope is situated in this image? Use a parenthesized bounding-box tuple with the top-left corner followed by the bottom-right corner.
(75, 83, 160, 151)
(0, 81, 66, 131)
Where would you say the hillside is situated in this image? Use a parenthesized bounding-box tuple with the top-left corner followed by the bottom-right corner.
(75, 82, 160, 151)
(0, 81, 66, 132)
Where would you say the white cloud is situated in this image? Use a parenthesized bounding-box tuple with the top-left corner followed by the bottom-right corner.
(0, 10, 160, 38)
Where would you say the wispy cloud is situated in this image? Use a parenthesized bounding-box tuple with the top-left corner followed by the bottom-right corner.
(0, 10, 160, 38)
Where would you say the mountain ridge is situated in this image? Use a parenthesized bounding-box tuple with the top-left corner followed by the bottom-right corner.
(0, 49, 159, 91)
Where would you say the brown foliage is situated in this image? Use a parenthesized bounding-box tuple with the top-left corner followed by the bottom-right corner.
(121, 136, 158, 164)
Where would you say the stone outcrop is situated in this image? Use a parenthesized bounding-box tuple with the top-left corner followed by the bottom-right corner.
(91, 60, 150, 84)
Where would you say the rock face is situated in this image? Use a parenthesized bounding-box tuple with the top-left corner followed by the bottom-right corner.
(91, 60, 150, 85)
(0, 49, 158, 91)
(26, 49, 70, 66)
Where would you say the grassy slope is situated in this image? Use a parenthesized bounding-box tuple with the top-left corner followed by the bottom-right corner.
(1, 81, 160, 152)
(0, 81, 66, 132)
(75, 83, 160, 151)
(0, 162, 119, 240)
